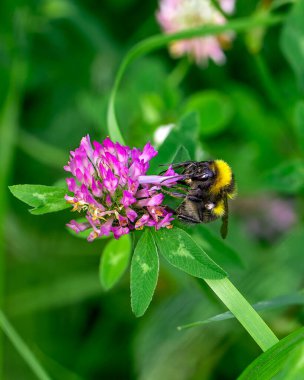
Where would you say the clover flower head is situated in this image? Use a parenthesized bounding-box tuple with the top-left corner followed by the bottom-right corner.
(64, 136, 181, 241)
(157, 0, 235, 65)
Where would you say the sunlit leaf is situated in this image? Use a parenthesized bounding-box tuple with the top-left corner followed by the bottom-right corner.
(131, 229, 159, 317)
(238, 327, 304, 379)
(152, 227, 226, 280)
(9, 184, 70, 214)
(99, 235, 131, 290)
(185, 91, 233, 136)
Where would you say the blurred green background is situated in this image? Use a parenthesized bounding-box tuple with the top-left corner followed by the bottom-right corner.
(1, 0, 304, 379)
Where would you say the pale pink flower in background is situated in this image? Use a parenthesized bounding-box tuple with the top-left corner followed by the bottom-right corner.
(220, 0, 235, 14)
(157, 0, 235, 65)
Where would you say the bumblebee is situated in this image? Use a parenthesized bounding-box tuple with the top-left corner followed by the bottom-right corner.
(167, 160, 236, 239)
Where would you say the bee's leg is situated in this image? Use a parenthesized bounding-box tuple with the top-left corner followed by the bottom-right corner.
(177, 214, 201, 224)
(176, 180, 187, 185)
(187, 188, 205, 203)
(160, 188, 186, 198)
(169, 185, 188, 192)
(188, 195, 203, 203)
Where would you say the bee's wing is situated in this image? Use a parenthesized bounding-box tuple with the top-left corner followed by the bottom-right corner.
(176, 198, 202, 224)
(220, 195, 229, 239)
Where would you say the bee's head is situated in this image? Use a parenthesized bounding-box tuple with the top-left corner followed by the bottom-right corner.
(185, 162, 215, 188)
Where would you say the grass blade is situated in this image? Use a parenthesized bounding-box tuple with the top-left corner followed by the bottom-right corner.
(178, 291, 304, 330)
(0, 310, 51, 380)
(0, 57, 27, 375)
(205, 278, 279, 351)
(238, 327, 304, 379)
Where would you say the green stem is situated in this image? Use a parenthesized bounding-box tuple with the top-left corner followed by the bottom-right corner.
(205, 277, 279, 351)
(0, 310, 51, 380)
(167, 58, 191, 88)
(107, 14, 284, 143)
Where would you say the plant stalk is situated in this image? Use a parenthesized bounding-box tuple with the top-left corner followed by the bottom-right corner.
(205, 277, 279, 351)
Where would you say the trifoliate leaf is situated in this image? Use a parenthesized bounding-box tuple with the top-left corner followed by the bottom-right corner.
(99, 235, 131, 290)
(131, 230, 159, 317)
(152, 227, 226, 280)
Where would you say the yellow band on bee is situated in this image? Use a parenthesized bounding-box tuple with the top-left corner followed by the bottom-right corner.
(210, 160, 232, 195)
(212, 199, 225, 217)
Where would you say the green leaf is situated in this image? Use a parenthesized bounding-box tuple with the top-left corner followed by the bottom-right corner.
(131, 229, 159, 317)
(280, 0, 304, 90)
(178, 290, 304, 330)
(149, 112, 198, 173)
(184, 91, 233, 136)
(262, 160, 304, 194)
(9, 184, 70, 214)
(152, 227, 226, 280)
(171, 145, 191, 164)
(238, 327, 304, 379)
(294, 101, 304, 152)
(99, 235, 131, 290)
(159, 145, 191, 211)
